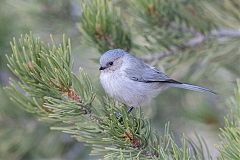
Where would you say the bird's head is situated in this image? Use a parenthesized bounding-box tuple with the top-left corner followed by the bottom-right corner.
(99, 49, 126, 72)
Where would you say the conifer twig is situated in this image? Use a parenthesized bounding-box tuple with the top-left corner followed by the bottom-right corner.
(5, 33, 209, 159)
(141, 29, 240, 63)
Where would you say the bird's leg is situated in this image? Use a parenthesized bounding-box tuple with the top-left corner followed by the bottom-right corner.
(115, 106, 134, 123)
(127, 106, 134, 113)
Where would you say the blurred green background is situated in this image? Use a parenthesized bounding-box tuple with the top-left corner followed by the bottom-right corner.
(0, 1, 93, 159)
(0, 0, 239, 159)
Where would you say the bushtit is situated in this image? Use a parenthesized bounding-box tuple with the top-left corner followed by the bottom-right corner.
(99, 49, 215, 108)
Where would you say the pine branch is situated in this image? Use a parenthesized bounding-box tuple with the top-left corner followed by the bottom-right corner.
(141, 29, 240, 63)
(217, 80, 240, 160)
(78, 0, 132, 53)
(5, 33, 210, 159)
(128, 0, 220, 51)
(1, 1, 240, 159)
(126, 0, 240, 66)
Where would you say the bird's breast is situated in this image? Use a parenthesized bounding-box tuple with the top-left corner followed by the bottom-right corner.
(100, 71, 125, 98)
(100, 71, 164, 107)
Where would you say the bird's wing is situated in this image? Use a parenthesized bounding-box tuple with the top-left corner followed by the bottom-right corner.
(124, 64, 179, 83)
(123, 55, 216, 94)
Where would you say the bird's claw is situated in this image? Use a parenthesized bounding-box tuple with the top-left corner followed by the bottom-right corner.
(115, 106, 134, 123)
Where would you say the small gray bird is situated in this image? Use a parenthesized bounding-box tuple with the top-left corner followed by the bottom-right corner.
(99, 49, 215, 108)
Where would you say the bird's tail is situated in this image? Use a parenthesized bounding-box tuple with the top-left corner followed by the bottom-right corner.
(168, 83, 216, 95)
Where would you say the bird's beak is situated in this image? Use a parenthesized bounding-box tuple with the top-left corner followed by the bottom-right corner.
(99, 66, 106, 70)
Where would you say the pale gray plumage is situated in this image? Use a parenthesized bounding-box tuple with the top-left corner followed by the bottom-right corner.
(99, 49, 215, 107)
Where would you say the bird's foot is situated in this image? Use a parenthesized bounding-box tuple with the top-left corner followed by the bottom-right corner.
(127, 106, 134, 113)
(115, 106, 134, 123)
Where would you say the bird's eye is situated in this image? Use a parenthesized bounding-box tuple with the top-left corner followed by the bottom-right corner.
(108, 62, 113, 66)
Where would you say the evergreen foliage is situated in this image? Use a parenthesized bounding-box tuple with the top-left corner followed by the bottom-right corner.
(218, 80, 240, 160)
(79, 0, 132, 52)
(5, 34, 210, 159)
(2, 0, 240, 159)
